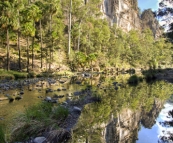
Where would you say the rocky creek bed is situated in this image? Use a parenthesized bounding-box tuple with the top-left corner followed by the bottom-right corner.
(0, 76, 103, 143)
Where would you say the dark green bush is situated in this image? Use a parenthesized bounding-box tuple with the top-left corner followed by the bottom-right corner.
(128, 75, 139, 84)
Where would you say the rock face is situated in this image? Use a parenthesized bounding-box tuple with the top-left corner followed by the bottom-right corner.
(141, 9, 162, 38)
(101, 0, 161, 37)
(101, 0, 141, 32)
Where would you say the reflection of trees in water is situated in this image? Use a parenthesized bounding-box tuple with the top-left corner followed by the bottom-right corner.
(159, 109, 173, 142)
(68, 80, 173, 143)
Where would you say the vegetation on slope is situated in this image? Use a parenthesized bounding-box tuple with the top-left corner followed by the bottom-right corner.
(0, 0, 172, 74)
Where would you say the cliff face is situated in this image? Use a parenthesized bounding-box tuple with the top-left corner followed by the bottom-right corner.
(101, 0, 141, 32)
(101, 0, 161, 37)
(141, 9, 162, 38)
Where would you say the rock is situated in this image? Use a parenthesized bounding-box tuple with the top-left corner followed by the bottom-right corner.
(112, 82, 118, 85)
(82, 73, 91, 77)
(44, 97, 52, 102)
(20, 91, 24, 95)
(62, 101, 68, 106)
(73, 106, 82, 113)
(0, 97, 8, 101)
(15, 96, 22, 100)
(115, 86, 119, 90)
(73, 91, 82, 96)
(50, 99, 58, 103)
(34, 137, 46, 143)
(46, 88, 53, 93)
(76, 80, 82, 84)
(57, 88, 61, 91)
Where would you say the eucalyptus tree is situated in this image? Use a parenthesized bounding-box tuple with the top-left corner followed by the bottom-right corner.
(35, 1, 45, 69)
(28, 4, 41, 69)
(21, 4, 38, 72)
(13, 0, 25, 70)
(0, 0, 18, 71)
(44, 0, 63, 70)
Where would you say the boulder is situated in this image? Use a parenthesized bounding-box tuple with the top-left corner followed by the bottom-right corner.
(73, 106, 82, 113)
(34, 137, 47, 143)
(44, 97, 52, 102)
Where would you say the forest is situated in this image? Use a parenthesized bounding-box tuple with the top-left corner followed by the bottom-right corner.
(0, 0, 172, 77)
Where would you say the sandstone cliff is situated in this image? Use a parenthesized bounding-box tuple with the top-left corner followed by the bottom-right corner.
(101, 0, 162, 37)
(141, 9, 162, 38)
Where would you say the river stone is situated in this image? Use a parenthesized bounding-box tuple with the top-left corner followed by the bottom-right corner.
(20, 91, 24, 95)
(73, 106, 82, 113)
(45, 96, 51, 102)
(34, 137, 46, 143)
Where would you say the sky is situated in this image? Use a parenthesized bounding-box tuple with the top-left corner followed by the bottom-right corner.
(138, 0, 160, 12)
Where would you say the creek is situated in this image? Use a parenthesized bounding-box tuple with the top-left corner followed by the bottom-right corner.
(0, 74, 173, 143)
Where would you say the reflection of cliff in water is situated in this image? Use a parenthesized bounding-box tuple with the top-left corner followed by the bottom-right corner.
(68, 80, 172, 143)
(69, 99, 164, 143)
(105, 100, 163, 143)
(141, 99, 164, 129)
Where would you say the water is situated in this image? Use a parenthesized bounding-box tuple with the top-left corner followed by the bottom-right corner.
(0, 74, 173, 143)
(137, 102, 173, 143)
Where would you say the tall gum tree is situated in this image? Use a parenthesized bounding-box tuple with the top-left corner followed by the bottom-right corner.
(0, 1, 18, 71)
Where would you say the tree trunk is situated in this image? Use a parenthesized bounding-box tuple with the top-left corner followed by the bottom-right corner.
(17, 10, 21, 71)
(40, 20, 43, 68)
(46, 48, 48, 72)
(77, 21, 81, 51)
(49, 15, 52, 71)
(6, 29, 10, 71)
(18, 31, 21, 70)
(49, 47, 51, 71)
(68, 0, 72, 55)
(27, 36, 29, 72)
(32, 37, 34, 69)
(51, 39, 54, 61)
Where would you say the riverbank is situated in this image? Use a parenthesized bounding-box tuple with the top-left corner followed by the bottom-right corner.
(1, 68, 173, 142)
(11, 86, 101, 143)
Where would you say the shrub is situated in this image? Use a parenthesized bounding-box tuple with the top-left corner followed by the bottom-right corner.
(25, 102, 52, 121)
(53, 106, 69, 119)
(128, 75, 139, 84)
(0, 69, 27, 79)
(27, 72, 36, 78)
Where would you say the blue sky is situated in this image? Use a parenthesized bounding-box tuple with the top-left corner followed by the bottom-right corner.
(138, 0, 159, 12)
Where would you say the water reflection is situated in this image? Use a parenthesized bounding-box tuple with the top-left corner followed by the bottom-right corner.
(67, 78, 173, 143)
(0, 74, 173, 143)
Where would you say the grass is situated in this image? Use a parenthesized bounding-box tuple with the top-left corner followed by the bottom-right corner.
(0, 69, 28, 79)
(53, 70, 74, 77)
(11, 102, 69, 142)
(0, 124, 6, 143)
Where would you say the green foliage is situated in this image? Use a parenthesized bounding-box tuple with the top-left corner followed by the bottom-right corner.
(0, 69, 27, 79)
(0, 124, 5, 143)
(0, 0, 172, 74)
(128, 74, 143, 85)
(24, 102, 52, 121)
(27, 71, 36, 78)
(11, 102, 69, 142)
(52, 106, 69, 119)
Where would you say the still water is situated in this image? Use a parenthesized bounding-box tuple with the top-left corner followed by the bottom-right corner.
(0, 74, 173, 143)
